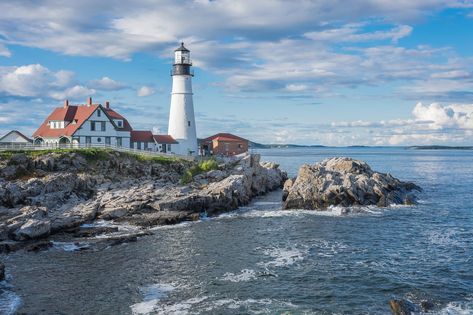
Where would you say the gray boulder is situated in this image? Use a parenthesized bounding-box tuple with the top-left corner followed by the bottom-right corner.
(283, 157, 421, 210)
(13, 218, 51, 240)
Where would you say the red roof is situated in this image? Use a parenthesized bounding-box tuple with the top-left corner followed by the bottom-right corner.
(104, 108, 133, 131)
(33, 105, 99, 138)
(131, 130, 154, 142)
(33, 102, 134, 138)
(153, 135, 178, 144)
(202, 133, 248, 143)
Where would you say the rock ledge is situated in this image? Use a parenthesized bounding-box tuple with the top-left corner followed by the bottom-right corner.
(283, 157, 421, 210)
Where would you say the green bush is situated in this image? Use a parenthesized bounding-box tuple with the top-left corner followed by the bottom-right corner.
(199, 159, 219, 172)
(180, 158, 219, 184)
(181, 170, 194, 184)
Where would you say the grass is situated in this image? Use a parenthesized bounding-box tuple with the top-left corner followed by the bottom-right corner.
(0, 148, 186, 164)
(0, 148, 112, 161)
(181, 158, 219, 184)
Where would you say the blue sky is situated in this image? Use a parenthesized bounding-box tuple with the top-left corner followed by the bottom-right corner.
(1, 1, 473, 145)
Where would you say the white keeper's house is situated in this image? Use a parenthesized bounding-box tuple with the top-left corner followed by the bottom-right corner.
(33, 97, 178, 153)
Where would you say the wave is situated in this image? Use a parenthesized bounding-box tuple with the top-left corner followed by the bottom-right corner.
(130, 283, 175, 315)
(220, 269, 257, 283)
(258, 246, 307, 268)
(435, 298, 473, 315)
(0, 281, 21, 315)
(51, 241, 91, 252)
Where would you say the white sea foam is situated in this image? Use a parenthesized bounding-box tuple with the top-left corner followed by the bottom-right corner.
(152, 296, 208, 315)
(258, 246, 307, 268)
(220, 269, 257, 283)
(436, 298, 473, 315)
(427, 229, 461, 247)
(205, 298, 297, 313)
(314, 240, 349, 257)
(0, 285, 21, 315)
(130, 283, 175, 315)
(51, 241, 90, 252)
(216, 203, 409, 221)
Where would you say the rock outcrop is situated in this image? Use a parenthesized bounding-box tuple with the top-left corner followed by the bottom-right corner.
(0, 151, 286, 246)
(283, 157, 421, 210)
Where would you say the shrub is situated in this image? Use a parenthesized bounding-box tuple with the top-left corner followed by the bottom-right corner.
(180, 158, 219, 184)
(199, 159, 218, 172)
(181, 170, 194, 185)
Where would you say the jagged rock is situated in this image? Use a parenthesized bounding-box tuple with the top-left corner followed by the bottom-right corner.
(9, 153, 29, 166)
(25, 240, 53, 252)
(13, 218, 51, 241)
(283, 157, 421, 210)
(389, 299, 418, 315)
(73, 226, 119, 237)
(0, 240, 22, 254)
(0, 151, 285, 248)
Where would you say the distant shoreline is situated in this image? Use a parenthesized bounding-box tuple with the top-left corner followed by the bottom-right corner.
(249, 142, 473, 150)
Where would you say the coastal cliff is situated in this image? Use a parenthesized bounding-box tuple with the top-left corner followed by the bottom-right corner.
(0, 150, 286, 249)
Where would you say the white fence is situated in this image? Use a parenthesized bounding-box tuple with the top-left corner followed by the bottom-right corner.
(0, 143, 195, 161)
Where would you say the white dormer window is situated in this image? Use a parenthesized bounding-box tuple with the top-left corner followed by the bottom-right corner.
(115, 120, 123, 128)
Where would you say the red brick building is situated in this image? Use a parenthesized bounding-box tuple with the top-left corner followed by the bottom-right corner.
(200, 133, 249, 156)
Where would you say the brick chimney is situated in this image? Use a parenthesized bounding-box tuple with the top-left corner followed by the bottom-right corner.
(87, 97, 92, 106)
(105, 101, 110, 109)
(64, 99, 69, 108)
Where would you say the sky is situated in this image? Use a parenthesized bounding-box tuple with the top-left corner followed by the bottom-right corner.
(1, 0, 473, 146)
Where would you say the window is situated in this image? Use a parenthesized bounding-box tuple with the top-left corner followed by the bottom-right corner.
(91, 121, 96, 131)
(116, 120, 123, 127)
(130, 141, 134, 149)
(101, 121, 106, 131)
(167, 144, 171, 151)
(117, 137, 122, 147)
(86, 136, 91, 144)
(137, 142, 141, 150)
(97, 109, 101, 117)
(97, 137, 102, 143)
(105, 137, 111, 145)
(188, 121, 191, 127)
(144, 142, 148, 150)
(238, 143, 243, 149)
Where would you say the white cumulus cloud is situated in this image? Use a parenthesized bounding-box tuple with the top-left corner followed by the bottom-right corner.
(137, 86, 156, 97)
(0, 64, 96, 100)
(89, 76, 128, 91)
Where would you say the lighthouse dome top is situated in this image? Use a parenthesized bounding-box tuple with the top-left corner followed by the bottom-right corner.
(175, 42, 190, 52)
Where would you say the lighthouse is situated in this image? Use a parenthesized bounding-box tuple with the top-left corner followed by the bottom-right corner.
(168, 42, 198, 156)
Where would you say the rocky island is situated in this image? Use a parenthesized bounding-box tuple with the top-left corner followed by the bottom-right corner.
(0, 149, 286, 251)
(283, 157, 421, 210)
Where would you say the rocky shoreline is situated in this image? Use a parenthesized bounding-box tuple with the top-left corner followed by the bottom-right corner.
(0, 150, 286, 252)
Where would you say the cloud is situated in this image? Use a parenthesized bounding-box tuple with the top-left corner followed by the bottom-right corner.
(137, 86, 156, 97)
(89, 76, 128, 90)
(49, 85, 95, 101)
(0, 64, 95, 101)
(0, 1, 471, 103)
(0, 44, 11, 57)
(0, 1, 468, 60)
(0, 64, 57, 97)
(304, 24, 413, 43)
(327, 102, 473, 145)
(412, 102, 473, 129)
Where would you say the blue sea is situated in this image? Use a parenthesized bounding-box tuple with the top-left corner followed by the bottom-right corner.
(1, 147, 472, 314)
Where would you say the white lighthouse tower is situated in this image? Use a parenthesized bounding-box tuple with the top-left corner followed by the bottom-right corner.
(168, 43, 198, 156)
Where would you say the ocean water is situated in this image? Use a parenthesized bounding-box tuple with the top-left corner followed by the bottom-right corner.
(1, 147, 473, 314)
